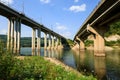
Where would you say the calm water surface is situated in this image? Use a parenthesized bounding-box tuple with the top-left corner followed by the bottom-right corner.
(21, 47, 120, 80)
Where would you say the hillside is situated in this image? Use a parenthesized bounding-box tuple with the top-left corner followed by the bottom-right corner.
(0, 35, 45, 47)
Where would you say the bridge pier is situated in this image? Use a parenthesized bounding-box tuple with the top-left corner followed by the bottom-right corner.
(48, 33, 51, 49)
(14, 19, 17, 54)
(87, 24, 105, 56)
(16, 19, 21, 54)
(37, 28, 41, 55)
(52, 35, 54, 49)
(7, 18, 11, 50)
(58, 37, 63, 49)
(44, 32, 47, 49)
(7, 18, 21, 54)
(32, 28, 36, 55)
(55, 37, 59, 49)
(76, 37, 85, 51)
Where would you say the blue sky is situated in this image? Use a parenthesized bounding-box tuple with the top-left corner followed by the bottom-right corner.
(0, 0, 100, 39)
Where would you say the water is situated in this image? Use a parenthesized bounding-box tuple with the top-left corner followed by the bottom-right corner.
(20, 47, 120, 80)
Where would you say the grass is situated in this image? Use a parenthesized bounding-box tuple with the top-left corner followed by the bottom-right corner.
(0, 39, 96, 80)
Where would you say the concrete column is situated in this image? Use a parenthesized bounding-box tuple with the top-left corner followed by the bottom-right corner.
(14, 19, 17, 53)
(58, 37, 63, 49)
(87, 24, 105, 56)
(37, 28, 41, 55)
(44, 32, 47, 49)
(76, 37, 85, 51)
(80, 39, 85, 51)
(55, 37, 59, 49)
(59, 38, 62, 46)
(32, 28, 36, 55)
(94, 34, 105, 56)
(52, 35, 54, 49)
(11, 19, 14, 52)
(48, 33, 51, 49)
(7, 18, 11, 50)
(17, 19, 21, 54)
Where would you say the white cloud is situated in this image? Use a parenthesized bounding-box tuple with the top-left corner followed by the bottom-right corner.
(54, 23, 71, 38)
(69, 4, 86, 13)
(61, 32, 71, 39)
(40, 0, 51, 4)
(55, 23, 67, 30)
(0, 0, 13, 4)
(74, 0, 79, 3)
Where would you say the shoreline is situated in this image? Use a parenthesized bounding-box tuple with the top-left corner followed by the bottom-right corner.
(44, 57, 81, 75)
(17, 56, 81, 75)
(86, 46, 120, 51)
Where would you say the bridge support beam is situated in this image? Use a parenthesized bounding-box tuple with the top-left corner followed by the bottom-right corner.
(48, 33, 51, 49)
(58, 37, 63, 49)
(87, 24, 105, 56)
(52, 35, 54, 49)
(17, 19, 21, 54)
(7, 18, 21, 54)
(76, 37, 85, 51)
(44, 32, 47, 49)
(10, 19, 14, 52)
(32, 28, 36, 55)
(7, 18, 11, 50)
(37, 28, 41, 55)
(55, 37, 59, 49)
(14, 19, 17, 54)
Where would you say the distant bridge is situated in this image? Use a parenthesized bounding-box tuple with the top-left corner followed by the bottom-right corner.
(0, 2, 66, 55)
(74, 0, 120, 56)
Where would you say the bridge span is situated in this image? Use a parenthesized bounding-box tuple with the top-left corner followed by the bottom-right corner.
(0, 2, 66, 55)
(73, 0, 120, 56)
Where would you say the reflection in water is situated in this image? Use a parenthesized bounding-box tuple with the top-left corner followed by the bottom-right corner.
(94, 57, 106, 80)
(43, 49, 63, 60)
(72, 50, 94, 75)
(21, 48, 120, 80)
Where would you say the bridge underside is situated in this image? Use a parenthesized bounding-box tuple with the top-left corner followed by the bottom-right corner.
(74, 0, 120, 56)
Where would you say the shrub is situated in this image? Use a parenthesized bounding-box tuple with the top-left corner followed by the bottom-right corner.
(85, 40, 93, 47)
(0, 39, 96, 80)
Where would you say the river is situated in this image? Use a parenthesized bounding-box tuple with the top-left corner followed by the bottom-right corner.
(21, 47, 120, 80)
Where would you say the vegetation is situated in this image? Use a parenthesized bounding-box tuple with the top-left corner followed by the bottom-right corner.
(0, 39, 96, 80)
(105, 20, 120, 37)
(0, 35, 45, 47)
(85, 40, 93, 47)
(66, 39, 74, 46)
(105, 39, 120, 46)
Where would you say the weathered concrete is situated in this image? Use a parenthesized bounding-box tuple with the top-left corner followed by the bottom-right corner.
(44, 32, 47, 49)
(87, 24, 105, 56)
(32, 28, 36, 55)
(74, 0, 120, 56)
(52, 35, 54, 49)
(17, 19, 21, 54)
(7, 18, 11, 50)
(10, 19, 14, 52)
(48, 33, 51, 49)
(37, 28, 41, 55)
(55, 37, 59, 49)
(76, 37, 85, 51)
(0, 2, 66, 55)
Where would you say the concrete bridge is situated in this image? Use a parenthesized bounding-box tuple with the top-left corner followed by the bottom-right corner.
(74, 0, 120, 56)
(0, 2, 65, 55)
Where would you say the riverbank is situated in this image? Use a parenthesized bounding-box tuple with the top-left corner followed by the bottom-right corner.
(16, 56, 96, 80)
(86, 46, 120, 51)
